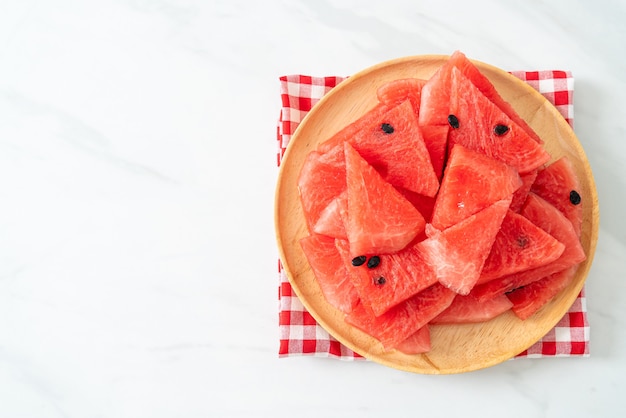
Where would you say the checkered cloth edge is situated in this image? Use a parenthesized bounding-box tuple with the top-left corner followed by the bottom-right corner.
(276, 70, 588, 360)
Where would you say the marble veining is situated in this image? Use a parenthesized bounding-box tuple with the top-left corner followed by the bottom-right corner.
(0, 0, 625, 416)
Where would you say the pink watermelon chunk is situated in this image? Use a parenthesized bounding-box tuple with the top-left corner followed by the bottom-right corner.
(312, 190, 348, 239)
(395, 326, 431, 354)
(344, 142, 426, 256)
(530, 156, 583, 238)
(472, 193, 586, 301)
(298, 143, 346, 233)
(421, 198, 511, 295)
(448, 66, 551, 173)
(477, 210, 565, 284)
(346, 283, 456, 350)
(299, 234, 360, 313)
(420, 50, 543, 144)
(319, 100, 440, 197)
(376, 78, 426, 114)
(506, 266, 577, 320)
(430, 293, 512, 324)
(336, 238, 438, 316)
(431, 144, 522, 231)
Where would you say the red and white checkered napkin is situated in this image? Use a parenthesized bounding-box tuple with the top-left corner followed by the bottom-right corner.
(276, 71, 589, 360)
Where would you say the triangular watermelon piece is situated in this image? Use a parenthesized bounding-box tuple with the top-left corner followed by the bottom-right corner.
(336, 239, 437, 316)
(420, 50, 542, 144)
(477, 210, 566, 284)
(530, 156, 583, 238)
(320, 100, 440, 197)
(431, 144, 522, 231)
(395, 325, 431, 354)
(312, 190, 348, 239)
(345, 283, 456, 350)
(298, 142, 346, 233)
(506, 266, 578, 320)
(420, 124, 449, 181)
(471, 193, 586, 302)
(344, 142, 426, 257)
(421, 198, 511, 295)
(430, 293, 512, 325)
(376, 78, 426, 114)
(448, 66, 550, 173)
(299, 234, 360, 314)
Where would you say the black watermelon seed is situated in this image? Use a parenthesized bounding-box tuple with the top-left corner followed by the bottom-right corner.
(351, 256, 367, 267)
(494, 124, 510, 136)
(570, 190, 581, 205)
(367, 255, 381, 269)
(381, 123, 394, 134)
(374, 276, 386, 286)
(516, 235, 529, 248)
(448, 114, 460, 129)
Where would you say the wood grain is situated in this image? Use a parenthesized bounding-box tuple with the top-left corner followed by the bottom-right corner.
(274, 55, 599, 374)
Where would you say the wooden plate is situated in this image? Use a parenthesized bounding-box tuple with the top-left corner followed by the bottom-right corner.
(274, 55, 599, 374)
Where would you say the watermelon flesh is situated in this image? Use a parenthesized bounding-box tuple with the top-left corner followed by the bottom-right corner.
(477, 210, 565, 284)
(299, 234, 360, 314)
(448, 66, 550, 174)
(344, 142, 426, 257)
(531, 156, 583, 238)
(510, 170, 538, 213)
(431, 293, 512, 324)
(335, 239, 437, 316)
(346, 283, 456, 350)
(395, 326, 431, 354)
(421, 198, 511, 295)
(506, 266, 578, 320)
(430, 144, 522, 231)
(312, 190, 348, 239)
(319, 100, 440, 197)
(376, 78, 426, 114)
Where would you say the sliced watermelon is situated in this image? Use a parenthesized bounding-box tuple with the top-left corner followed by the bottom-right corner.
(345, 283, 456, 350)
(336, 239, 438, 316)
(477, 210, 565, 284)
(298, 143, 346, 233)
(506, 266, 577, 320)
(299, 234, 359, 313)
(421, 198, 511, 295)
(472, 193, 586, 301)
(430, 144, 522, 231)
(430, 293, 512, 324)
(319, 100, 440, 197)
(395, 325, 431, 354)
(397, 188, 437, 224)
(420, 124, 449, 181)
(530, 156, 583, 238)
(344, 142, 426, 256)
(510, 170, 538, 213)
(376, 78, 426, 114)
(448, 66, 550, 173)
(312, 190, 348, 239)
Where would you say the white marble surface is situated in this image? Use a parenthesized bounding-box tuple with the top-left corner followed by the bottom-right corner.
(0, 0, 625, 416)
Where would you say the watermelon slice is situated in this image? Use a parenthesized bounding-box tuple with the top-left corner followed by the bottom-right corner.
(530, 156, 583, 238)
(395, 326, 431, 354)
(448, 66, 550, 173)
(420, 124, 449, 181)
(319, 100, 440, 197)
(336, 238, 438, 316)
(346, 283, 456, 349)
(312, 190, 348, 239)
(430, 144, 522, 230)
(420, 50, 542, 145)
(376, 78, 426, 113)
(472, 193, 586, 301)
(299, 234, 360, 313)
(510, 170, 538, 213)
(421, 198, 511, 295)
(506, 266, 578, 320)
(430, 293, 512, 324)
(298, 143, 346, 233)
(477, 210, 565, 284)
(344, 142, 426, 256)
